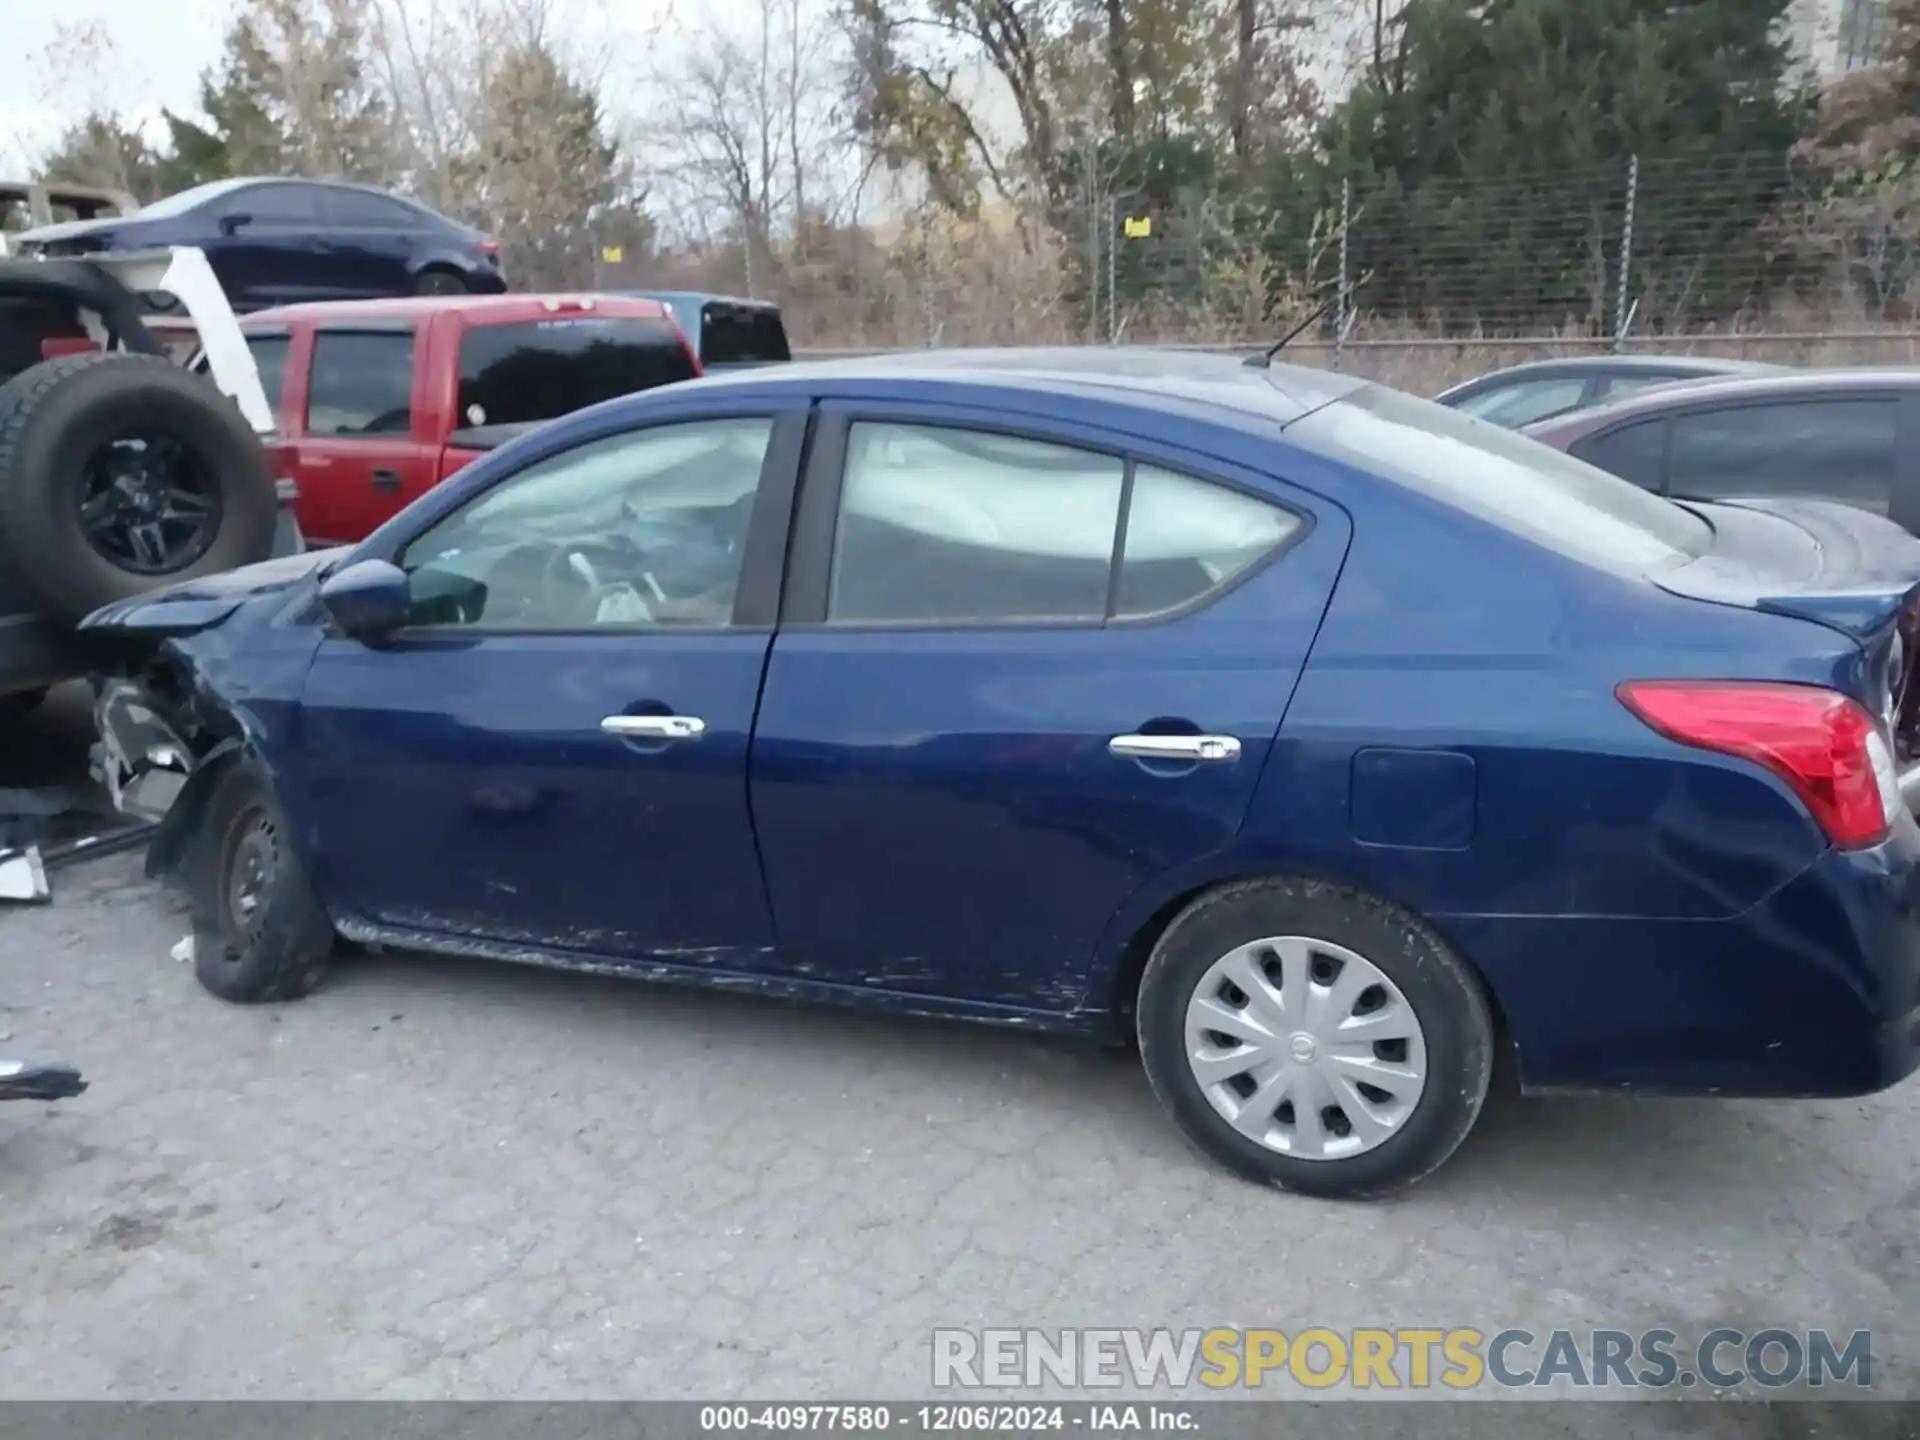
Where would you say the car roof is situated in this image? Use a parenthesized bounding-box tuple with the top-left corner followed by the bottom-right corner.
(1439, 354, 1782, 395)
(244, 294, 675, 326)
(624, 289, 782, 312)
(653, 346, 1368, 428)
(1525, 366, 1920, 440)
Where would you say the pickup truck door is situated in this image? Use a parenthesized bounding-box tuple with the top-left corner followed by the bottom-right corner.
(291, 399, 808, 969)
(746, 403, 1350, 1011)
(286, 324, 440, 545)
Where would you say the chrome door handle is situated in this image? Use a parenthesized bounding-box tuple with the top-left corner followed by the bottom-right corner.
(601, 714, 706, 741)
(1109, 733, 1241, 762)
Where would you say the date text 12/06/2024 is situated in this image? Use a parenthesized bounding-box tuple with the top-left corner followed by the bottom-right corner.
(699, 1407, 1191, 1433)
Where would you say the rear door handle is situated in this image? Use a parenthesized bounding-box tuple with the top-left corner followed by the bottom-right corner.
(602, 714, 706, 741)
(371, 468, 401, 492)
(1109, 733, 1241, 763)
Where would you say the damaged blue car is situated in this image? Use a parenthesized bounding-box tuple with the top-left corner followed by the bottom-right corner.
(82, 348, 1920, 1198)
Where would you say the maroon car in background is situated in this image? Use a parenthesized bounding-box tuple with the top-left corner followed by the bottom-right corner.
(1524, 369, 1920, 531)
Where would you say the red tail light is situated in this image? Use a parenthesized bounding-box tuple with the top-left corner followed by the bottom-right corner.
(1617, 680, 1899, 849)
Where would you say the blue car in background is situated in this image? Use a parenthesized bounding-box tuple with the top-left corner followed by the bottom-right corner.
(81, 349, 1920, 1197)
(16, 177, 507, 312)
(624, 290, 792, 370)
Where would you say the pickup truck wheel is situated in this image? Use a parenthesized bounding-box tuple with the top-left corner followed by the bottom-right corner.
(412, 268, 468, 296)
(189, 760, 334, 1004)
(1136, 877, 1495, 1200)
(0, 354, 277, 626)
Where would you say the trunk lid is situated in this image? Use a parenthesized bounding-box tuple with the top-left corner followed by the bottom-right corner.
(1658, 496, 1920, 757)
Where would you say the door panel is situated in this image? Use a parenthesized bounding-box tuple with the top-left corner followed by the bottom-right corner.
(289, 407, 807, 967)
(291, 327, 433, 544)
(297, 632, 778, 956)
(748, 409, 1353, 1010)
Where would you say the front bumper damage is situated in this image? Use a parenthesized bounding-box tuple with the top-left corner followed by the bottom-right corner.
(90, 677, 195, 825)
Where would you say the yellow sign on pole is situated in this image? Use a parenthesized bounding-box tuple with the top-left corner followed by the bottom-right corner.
(601, 246, 625, 264)
(1123, 216, 1151, 239)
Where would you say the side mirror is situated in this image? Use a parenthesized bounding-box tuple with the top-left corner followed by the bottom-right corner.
(218, 212, 254, 236)
(318, 559, 411, 640)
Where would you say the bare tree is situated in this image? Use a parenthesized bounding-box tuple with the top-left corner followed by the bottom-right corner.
(652, 0, 848, 292)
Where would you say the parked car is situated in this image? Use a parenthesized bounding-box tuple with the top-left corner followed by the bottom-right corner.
(84, 348, 1920, 1198)
(13, 178, 506, 312)
(624, 291, 791, 370)
(0, 247, 301, 720)
(0, 180, 137, 256)
(1524, 369, 1920, 526)
(1435, 355, 1785, 428)
(229, 293, 702, 546)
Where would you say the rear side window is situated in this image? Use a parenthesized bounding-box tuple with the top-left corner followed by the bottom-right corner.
(457, 317, 698, 428)
(308, 331, 414, 436)
(1572, 418, 1668, 491)
(700, 303, 791, 365)
(245, 334, 291, 416)
(1667, 400, 1900, 515)
(1292, 384, 1710, 572)
(826, 423, 1300, 624)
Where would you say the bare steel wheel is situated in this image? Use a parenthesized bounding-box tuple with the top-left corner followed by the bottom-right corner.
(189, 759, 334, 1004)
(1138, 877, 1494, 1198)
(1185, 936, 1429, 1160)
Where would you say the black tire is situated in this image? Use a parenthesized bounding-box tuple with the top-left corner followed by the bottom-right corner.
(412, 268, 468, 296)
(1137, 876, 1495, 1200)
(0, 354, 277, 626)
(188, 759, 334, 1004)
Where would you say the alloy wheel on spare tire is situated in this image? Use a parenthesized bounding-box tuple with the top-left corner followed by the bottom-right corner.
(1136, 876, 1496, 1199)
(0, 353, 277, 626)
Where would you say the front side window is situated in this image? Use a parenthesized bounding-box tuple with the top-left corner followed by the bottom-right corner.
(457, 317, 698, 429)
(307, 331, 414, 437)
(826, 423, 1300, 625)
(1291, 384, 1710, 573)
(223, 184, 324, 226)
(400, 418, 775, 630)
(1667, 399, 1900, 514)
(1451, 376, 1589, 429)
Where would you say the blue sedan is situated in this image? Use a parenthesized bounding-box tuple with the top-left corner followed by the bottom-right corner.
(83, 349, 1920, 1197)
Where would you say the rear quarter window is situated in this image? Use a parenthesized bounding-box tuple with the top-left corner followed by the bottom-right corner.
(457, 316, 698, 427)
(1292, 385, 1710, 573)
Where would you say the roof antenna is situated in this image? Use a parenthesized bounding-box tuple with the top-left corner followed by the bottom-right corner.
(1244, 270, 1371, 369)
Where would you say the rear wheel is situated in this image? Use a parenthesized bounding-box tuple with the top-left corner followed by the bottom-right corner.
(1137, 876, 1494, 1199)
(189, 760, 334, 1004)
(411, 268, 468, 296)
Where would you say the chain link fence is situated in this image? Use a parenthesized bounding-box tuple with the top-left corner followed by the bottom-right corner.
(640, 146, 1920, 395)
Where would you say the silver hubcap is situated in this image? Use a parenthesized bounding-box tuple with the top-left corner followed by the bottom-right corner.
(1184, 935, 1429, 1161)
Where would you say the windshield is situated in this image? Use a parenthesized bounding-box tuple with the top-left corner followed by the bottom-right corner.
(456, 316, 699, 428)
(1291, 384, 1711, 573)
(133, 179, 256, 221)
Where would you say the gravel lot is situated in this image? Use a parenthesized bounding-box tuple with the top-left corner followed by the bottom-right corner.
(2, 688, 1917, 1417)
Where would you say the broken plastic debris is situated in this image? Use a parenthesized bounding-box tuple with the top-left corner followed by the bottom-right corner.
(0, 847, 50, 904)
(171, 935, 196, 964)
(0, 1060, 87, 1102)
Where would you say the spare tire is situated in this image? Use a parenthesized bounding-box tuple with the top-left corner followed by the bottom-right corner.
(0, 353, 277, 626)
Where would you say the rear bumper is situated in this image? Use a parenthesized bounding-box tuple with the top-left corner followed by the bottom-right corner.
(1450, 816, 1920, 1099)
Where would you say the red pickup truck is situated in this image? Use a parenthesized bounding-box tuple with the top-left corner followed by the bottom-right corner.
(237, 293, 701, 546)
